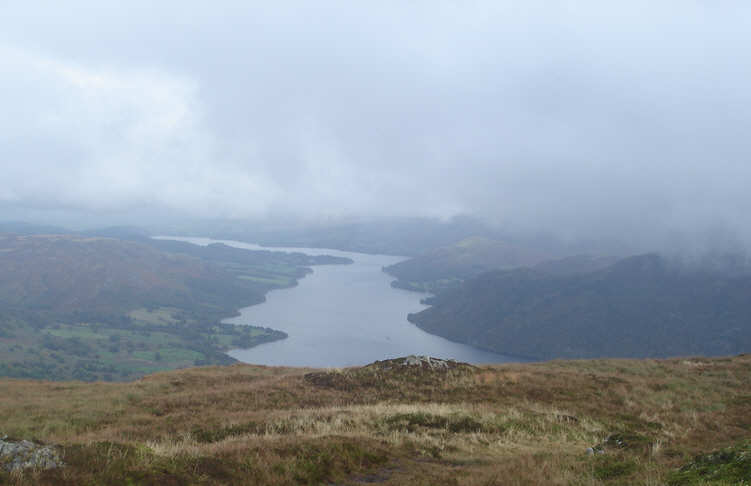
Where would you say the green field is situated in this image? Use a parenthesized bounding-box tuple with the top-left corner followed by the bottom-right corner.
(128, 308, 180, 325)
(0, 308, 286, 381)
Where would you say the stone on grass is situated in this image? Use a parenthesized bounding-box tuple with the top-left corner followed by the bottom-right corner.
(0, 436, 63, 472)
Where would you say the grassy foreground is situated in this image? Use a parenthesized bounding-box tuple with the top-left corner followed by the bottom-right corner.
(1, 354, 750, 485)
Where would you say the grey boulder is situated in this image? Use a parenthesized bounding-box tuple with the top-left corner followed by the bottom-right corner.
(0, 436, 63, 472)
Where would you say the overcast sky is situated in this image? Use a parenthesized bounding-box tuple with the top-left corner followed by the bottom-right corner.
(1, 1, 750, 248)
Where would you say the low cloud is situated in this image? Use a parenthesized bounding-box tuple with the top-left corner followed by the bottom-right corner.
(1, 1, 751, 249)
(0, 46, 281, 216)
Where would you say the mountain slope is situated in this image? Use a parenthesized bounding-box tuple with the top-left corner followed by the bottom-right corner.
(409, 254, 751, 359)
(0, 234, 262, 316)
(1, 354, 750, 484)
(384, 236, 552, 292)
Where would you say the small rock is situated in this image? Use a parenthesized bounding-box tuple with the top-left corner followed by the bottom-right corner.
(585, 445, 605, 456)
(400, 355, 455, 370)
(0, 437, 63, 472)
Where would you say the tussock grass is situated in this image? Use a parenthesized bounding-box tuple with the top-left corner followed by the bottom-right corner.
(1, 355, 750, 484)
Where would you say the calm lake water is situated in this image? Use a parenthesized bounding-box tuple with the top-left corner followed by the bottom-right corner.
(155, 236, 517, 367)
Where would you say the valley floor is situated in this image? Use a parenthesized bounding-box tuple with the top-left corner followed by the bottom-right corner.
(1, 354, 750, 485)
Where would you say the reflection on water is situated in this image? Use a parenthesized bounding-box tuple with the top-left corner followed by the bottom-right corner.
(156, 236, 518, 367)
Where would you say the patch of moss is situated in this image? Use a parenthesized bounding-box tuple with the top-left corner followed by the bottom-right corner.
(286, 440, 390, 485)
(593, 456, 638, 480)
(667, 441, 751, 485)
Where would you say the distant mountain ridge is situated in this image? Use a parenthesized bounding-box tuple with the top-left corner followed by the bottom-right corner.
(0, 234, 247, 315)
(409, 253, 751, 360)
(212, 216, 499, 256)
(383, 236, 554, 293)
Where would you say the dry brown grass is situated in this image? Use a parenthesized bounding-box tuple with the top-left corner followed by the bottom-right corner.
(1, 354, 750, 484)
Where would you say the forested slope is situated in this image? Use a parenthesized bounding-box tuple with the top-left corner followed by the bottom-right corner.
(409, 254, 751, 359)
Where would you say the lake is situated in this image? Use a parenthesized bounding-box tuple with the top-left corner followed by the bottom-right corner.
(155, 236, 518, 367)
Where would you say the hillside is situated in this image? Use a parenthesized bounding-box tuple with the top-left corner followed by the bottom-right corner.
(408, 254, 751, 360)
(384, 237, 552, 293)
(1, 354, 750, 484)
(0, 234, 349, 381)
(0, 235, 265, 316)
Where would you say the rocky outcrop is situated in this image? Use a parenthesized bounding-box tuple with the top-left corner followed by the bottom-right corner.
(0, 436, 63, 472)
(304, 355, 476, 390)
(371, 355, 472, 371)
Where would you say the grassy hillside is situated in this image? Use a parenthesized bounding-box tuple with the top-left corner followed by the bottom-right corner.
(0, 234, 349, 381)
(0, 235, 268, 315)
(408, 254, 751, 360)
(1, 354, 750, 484)
(384, 237, 553, 293)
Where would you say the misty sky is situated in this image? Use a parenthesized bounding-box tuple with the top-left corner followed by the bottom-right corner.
(1, 2, 750, 247)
